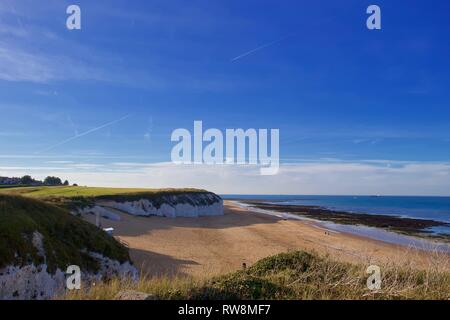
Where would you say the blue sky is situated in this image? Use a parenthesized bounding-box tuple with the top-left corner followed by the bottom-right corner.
(1, 0, 450, 195)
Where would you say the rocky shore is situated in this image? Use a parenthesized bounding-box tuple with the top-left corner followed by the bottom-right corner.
(242, 201, 450, 241)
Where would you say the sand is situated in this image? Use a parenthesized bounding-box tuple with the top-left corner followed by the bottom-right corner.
(82, 201, 449, 279)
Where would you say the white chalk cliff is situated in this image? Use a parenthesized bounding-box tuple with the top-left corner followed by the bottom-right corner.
(0, 231, 137, 300)
(79, 192, 224, 219)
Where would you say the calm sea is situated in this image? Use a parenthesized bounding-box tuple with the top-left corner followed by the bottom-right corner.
(221, 195, 450, 235)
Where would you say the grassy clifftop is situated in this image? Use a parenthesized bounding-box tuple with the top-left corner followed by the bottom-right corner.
(0, 186, 209, 198)
(0, 194, 130, 273)
(0, 186, 220, 210)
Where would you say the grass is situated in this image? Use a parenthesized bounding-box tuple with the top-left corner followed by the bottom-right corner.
(0, 185, 26, 189)
(0, 186, 209, 198)
(62, 250, 450, 300)
(0, 186, 219, 211)
(0, 194, 130, 273)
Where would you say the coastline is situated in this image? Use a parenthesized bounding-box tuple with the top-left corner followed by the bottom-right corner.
(233, 200, 450, 246)
(82, 200, 450, 279)
(232, 200, 450, 252)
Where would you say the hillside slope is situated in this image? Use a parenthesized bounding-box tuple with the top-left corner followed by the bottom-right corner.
(0, 194, 137, 300)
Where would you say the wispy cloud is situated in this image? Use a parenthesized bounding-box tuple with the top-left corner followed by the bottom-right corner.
(36, 114, 132, 154)
(2, 160, 449, 196)
(0, 2, 253, 91)
(231, 34, 294, 62)
(0, 41, 113, 83)
(0, 45, 54, 82)
(0, 4, 131, 84)
(46, 160, 74, 164)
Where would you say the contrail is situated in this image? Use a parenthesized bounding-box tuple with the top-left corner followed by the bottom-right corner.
(36, 114, 132, 154)
(231, 34, 295, 62)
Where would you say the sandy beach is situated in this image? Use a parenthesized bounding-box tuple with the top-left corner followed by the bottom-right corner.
(83, 201, 449, 278)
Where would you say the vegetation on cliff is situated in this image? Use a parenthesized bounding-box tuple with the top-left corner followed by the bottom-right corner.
(0, 186, 222, 211)
(0, 194, 130, 273)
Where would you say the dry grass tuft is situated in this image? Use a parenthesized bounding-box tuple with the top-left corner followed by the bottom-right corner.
(61, 249, 449, 300)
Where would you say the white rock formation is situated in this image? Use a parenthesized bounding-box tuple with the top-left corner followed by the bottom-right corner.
(98, 197, 223, 218)
(88, 252, 138, 281)
(0, 229, 137, 300)
(0, 253, 138, 300)
(32, 231, 46, 259)
(77, 193, 224, 218)
(0, 264, 66, 300)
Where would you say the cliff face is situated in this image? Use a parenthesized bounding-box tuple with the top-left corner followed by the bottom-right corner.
(0, 195, 137, 300)
(79, 192, 224, 219)
(0, 190, 223, 299)
(0, 252, 137, 300)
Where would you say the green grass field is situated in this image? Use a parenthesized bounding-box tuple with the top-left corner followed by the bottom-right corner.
(0, 185, 23, 189)
(0, 186, 207, 198)
(0, 186, 213, 210)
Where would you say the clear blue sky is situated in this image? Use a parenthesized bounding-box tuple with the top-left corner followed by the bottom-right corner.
(1, 0, 450, 195)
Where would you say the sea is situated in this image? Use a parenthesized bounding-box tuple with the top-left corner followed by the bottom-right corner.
(221, 195, 450, 252)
